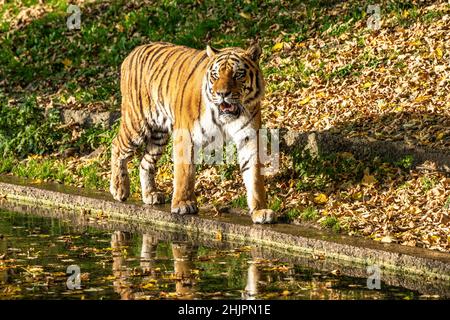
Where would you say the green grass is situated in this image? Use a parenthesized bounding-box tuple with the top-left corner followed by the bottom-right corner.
(283, 206, 318, 223)
(301, 206, 319, 221)
(78, 161, 107, 190)
(231, 194, 247, 210)
(0, 93, 120, 161)
(0, 156, 15, 174)
(284, 208, 301, 222)
(395, 155, 414, 170)
(321, 216, 341, 233)
(283, 206, 339, 231)
(269, 196, 282, 212)
(76, 123, 119, 154)
(0, 95, 72, 158)
(420, 9, 445, 23)
(420, 177, 436, 192)
(10, 157, 74, 184)
(292, 149, 365, 192)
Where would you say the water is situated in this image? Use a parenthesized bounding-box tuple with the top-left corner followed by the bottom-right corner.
(0, 209, 443, 300)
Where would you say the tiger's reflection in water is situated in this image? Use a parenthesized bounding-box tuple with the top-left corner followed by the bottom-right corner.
(111, 231, 198, 300)
(110, 231, 270, 300)
(111, 231, 134, 299)
(242, 248, 267, 300)
(172, 242, 197, 299)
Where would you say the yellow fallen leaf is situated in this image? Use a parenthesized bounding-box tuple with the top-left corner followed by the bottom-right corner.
(436, 132, 445, 140)
(62, 58, 72, 70)
(142, 282, 156, 289)
(409, 39, 422, 46)
(352, 191, 363, 200)
(414, 95, 430, 103)
(363, 82, 372, 89)
(299, 97, 311, 105)
(27, 154, 43, 160)
(24, 266, 44, 274)
(314, 193, 328, 205)
(167, 292, 178, 297)
(436, 47, 443, 59)
(289, 179, 295, 188)
(428, 235, 440, 243)
(315, 92, 326, 98)
(216, 230, 223, 241)
(394, 105, 403, 112)
(239, 12, 252, 20)
(272, 42, 284, 52)
(272, 110, 282, 117)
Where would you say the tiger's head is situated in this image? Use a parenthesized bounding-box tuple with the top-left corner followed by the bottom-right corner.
(204, 43, 265, 123)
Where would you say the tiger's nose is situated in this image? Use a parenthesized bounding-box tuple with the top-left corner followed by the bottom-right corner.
(217, 90, 231, 98)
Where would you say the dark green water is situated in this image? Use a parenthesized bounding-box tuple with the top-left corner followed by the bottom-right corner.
(0, 209, 440, 300)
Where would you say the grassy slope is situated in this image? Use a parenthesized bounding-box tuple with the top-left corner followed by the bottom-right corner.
(0, 0, 449, 251)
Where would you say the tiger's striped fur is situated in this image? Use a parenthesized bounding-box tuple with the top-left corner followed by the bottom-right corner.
(110, 42, 275, 223)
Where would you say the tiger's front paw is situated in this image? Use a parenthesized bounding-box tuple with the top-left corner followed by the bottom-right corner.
(251, 209, 276, 224)
(171, 200, 199, 215)
(143, 191, 166, 205)
(110, 172, 130, 202)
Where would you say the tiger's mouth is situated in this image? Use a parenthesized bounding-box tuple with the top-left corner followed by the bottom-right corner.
(219, 102, 240, 116)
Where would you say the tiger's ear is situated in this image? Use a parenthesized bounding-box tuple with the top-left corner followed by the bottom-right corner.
(246, 43, 262, 62)
(206, 45, 219, 58)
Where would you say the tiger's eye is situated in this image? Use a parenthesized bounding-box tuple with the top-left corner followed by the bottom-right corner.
(235, 71, 245, 80)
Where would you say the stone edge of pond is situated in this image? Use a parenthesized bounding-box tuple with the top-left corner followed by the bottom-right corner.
(0, 180, 449, 283)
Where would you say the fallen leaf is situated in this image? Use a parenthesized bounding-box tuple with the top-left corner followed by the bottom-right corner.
(299, 97, 311, 105)
(272, 42, 284, 52)
(239, 12, 252, 20)
(314, 193, 328, 205)
(215, 230, 223, 241)
(62, 58, 72, 70)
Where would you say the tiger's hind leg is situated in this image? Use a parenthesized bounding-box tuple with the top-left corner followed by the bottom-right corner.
(140, 129, 168, 205)
(110, 120, 143, 202)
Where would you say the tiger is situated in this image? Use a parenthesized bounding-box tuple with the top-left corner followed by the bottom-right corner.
(110, 41, 275, 224)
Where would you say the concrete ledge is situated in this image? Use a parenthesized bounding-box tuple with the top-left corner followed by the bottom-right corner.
(0, 177, 449, 297)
